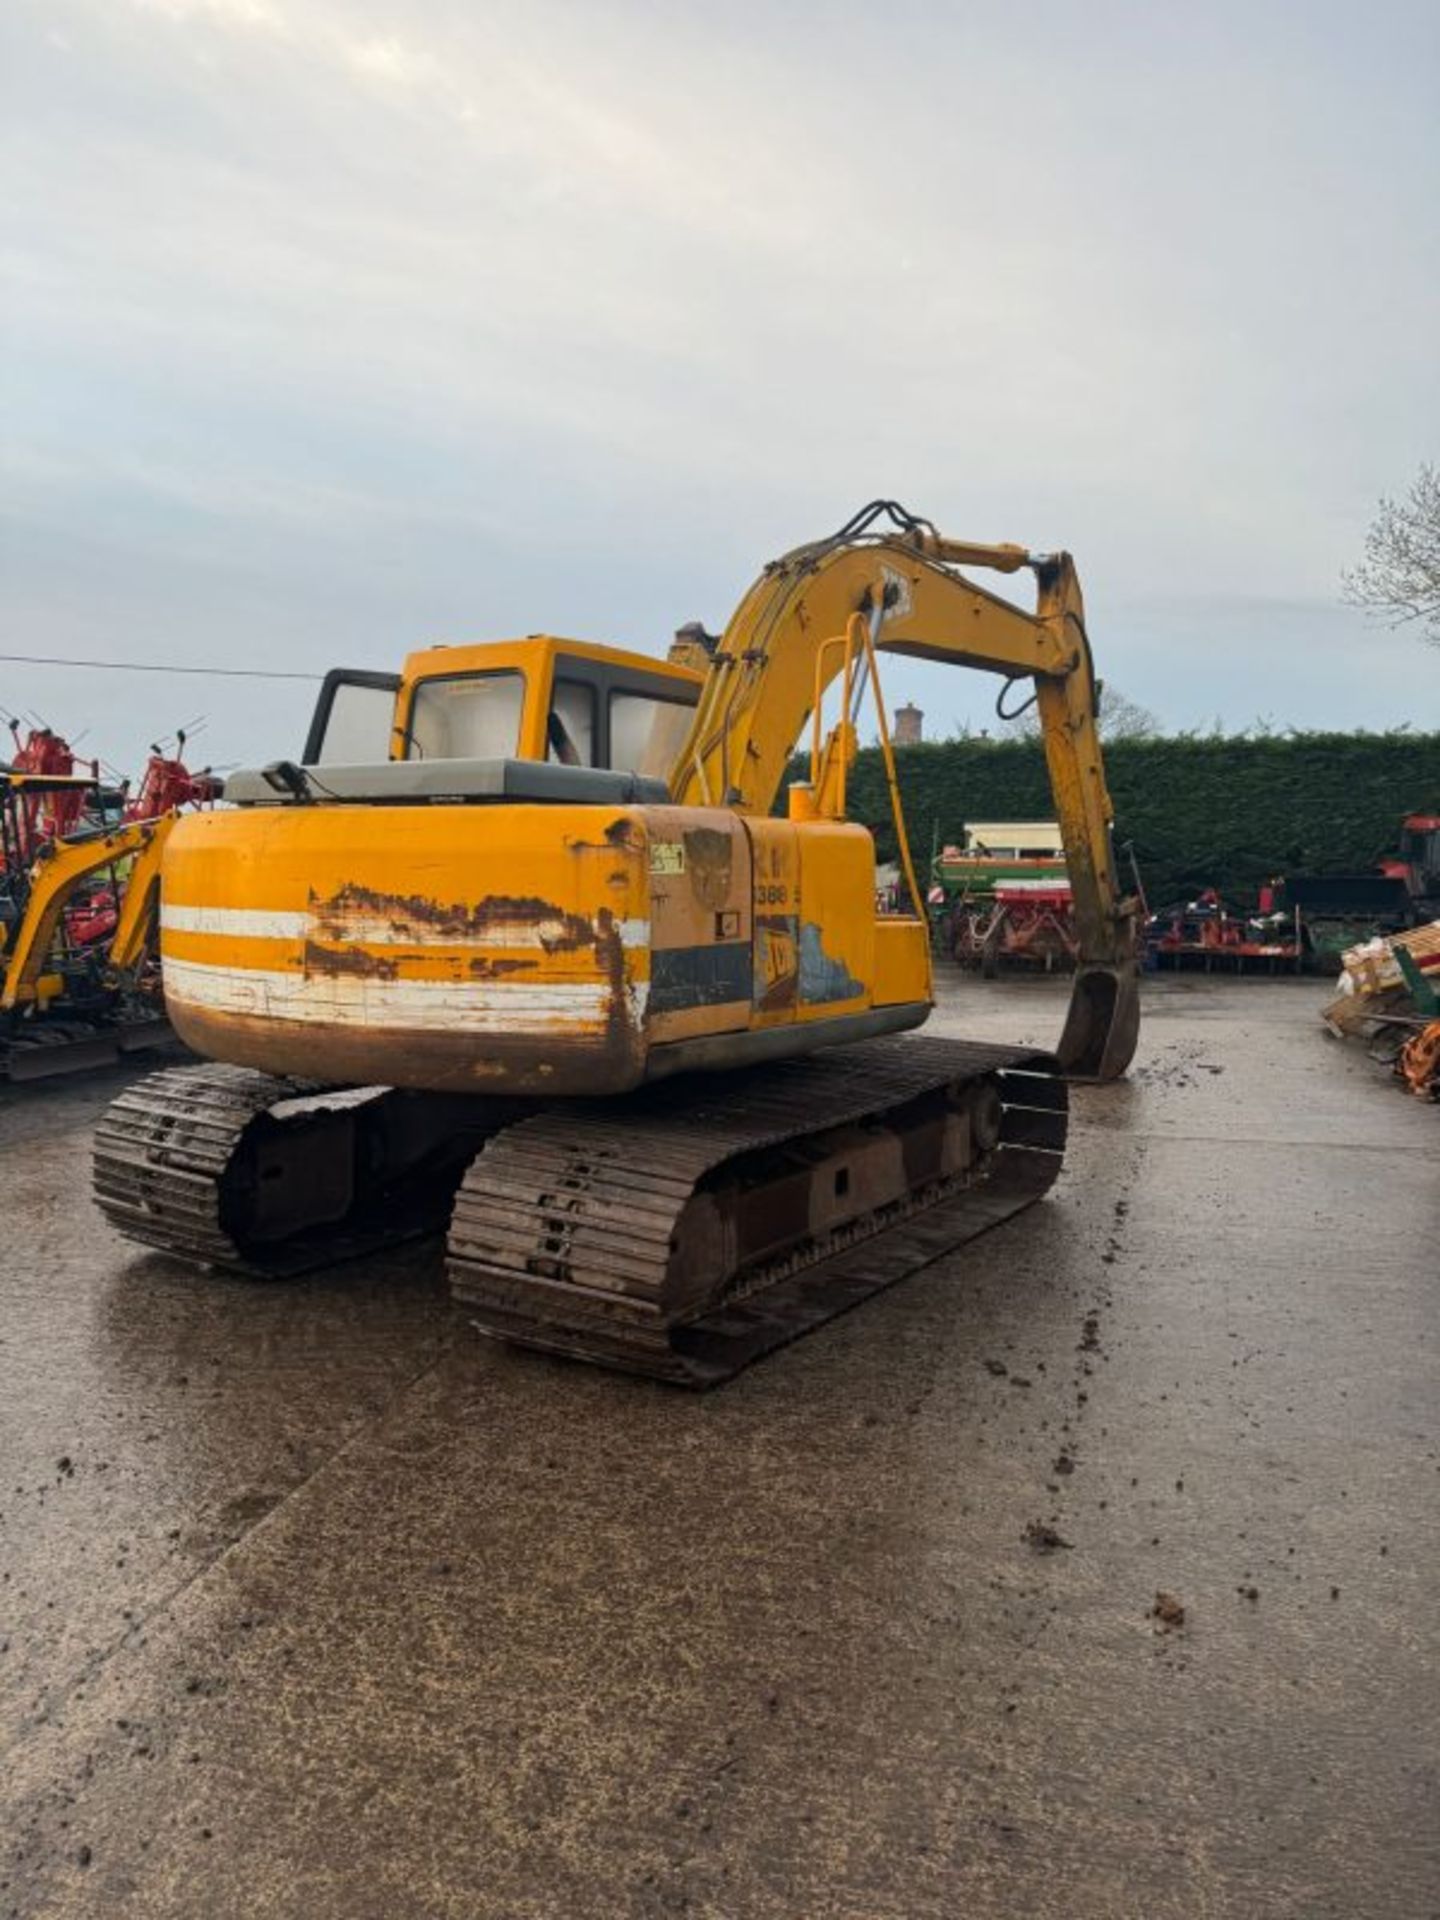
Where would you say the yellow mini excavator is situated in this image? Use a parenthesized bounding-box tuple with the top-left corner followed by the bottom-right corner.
(2, 771, 172, 1080)
(93, 502, 1140, 1383)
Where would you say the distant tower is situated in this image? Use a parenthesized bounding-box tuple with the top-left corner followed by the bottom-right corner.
(893, 703, 924, 746)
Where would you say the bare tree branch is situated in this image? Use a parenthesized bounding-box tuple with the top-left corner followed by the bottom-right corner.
(999, 683, 1161, 743)
(1341, 463, 1440, 648)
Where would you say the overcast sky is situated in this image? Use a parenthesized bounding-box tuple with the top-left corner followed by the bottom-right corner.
(3, 0, 1438, 779)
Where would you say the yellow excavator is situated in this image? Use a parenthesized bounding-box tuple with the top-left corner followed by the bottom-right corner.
(92, 502, 1140, 1383)
(1, 772, 172, 1079)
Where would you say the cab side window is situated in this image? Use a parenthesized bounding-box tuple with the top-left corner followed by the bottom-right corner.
(610, 691, 694, 777)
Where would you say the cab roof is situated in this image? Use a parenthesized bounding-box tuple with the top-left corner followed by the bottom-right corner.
(400, 635, 702, 689)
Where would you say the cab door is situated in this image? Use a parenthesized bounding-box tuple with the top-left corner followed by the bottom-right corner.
(302, 671, 402, 765)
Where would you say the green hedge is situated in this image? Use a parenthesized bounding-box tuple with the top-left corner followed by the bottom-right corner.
(810, 733, 1440, 907)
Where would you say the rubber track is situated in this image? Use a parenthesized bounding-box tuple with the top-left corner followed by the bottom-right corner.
(448, 1034, 1067, 1386)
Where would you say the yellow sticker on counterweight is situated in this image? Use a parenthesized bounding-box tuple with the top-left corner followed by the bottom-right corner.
(650, 841, 686, 875)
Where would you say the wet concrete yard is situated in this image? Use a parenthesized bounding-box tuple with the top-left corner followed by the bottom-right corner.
(2, 976, 1437, 1918)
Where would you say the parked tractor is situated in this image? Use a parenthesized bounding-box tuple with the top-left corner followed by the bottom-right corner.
(1287, 812, 1440, 969)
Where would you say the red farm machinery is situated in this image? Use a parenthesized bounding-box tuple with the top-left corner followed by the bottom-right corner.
(931, 822, 1082, 975)
(1, 720, 220, 1081)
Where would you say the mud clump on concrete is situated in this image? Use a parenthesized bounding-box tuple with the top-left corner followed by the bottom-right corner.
(1152, 1591, 1185, 1630)
(1024, 1521, 1073, 1553)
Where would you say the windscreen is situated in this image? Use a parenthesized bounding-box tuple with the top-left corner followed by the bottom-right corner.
(406, 672, 525, 759)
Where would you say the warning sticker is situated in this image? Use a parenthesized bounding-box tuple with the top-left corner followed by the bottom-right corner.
(880, 564, 914, 619)
(650, 841, 686, 876)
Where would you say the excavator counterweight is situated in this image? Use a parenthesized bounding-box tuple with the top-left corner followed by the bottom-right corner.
(93, 506, 1140, 1384)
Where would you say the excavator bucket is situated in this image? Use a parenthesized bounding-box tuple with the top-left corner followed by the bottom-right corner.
(1055, 962, 1141, 1082)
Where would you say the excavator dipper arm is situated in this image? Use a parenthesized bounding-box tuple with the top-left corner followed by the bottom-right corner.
(672, 511, 1139, 1078)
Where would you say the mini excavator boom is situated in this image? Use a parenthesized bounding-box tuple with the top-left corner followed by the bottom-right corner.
(94, 504, 1140, 1383)
(1, 805, 173, 1012)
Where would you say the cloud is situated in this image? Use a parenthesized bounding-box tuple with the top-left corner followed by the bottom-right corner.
(2, 0, 1437, 774)
(129, 0, 288, 30)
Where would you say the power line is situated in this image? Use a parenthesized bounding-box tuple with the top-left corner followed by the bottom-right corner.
(0, 652, 323, 681)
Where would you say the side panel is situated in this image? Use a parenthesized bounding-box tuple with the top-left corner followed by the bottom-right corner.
(642, 807, 753, 1045)
(872, 918, 933, 1009)
(792, 824, 875, 1022)
(159, 804, 651, 1093)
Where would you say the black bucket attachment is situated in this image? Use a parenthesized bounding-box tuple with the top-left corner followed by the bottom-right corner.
(1056, 963, 1140, 1082)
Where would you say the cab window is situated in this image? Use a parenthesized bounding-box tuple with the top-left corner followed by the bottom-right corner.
(610, 691, 694, 778)
(318, 682, 395, 764)
(303, 670, 402, 766)
(406, 671, 524, 759)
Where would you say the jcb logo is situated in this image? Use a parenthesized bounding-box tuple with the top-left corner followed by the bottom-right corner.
(761, 933, 797, 988)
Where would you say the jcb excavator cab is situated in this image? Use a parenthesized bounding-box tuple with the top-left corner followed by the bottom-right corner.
(301, 640, 702, 783)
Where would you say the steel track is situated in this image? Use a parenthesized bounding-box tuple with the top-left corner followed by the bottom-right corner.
(448, 1035, 1067, 1385)
(92, 1037, 1067, 1385)
(93, 1065, 484, 1274)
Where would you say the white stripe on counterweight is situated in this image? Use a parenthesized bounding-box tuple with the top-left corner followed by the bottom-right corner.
(160, 904, 651, 949)
(162, 955, 649, 1033)
(161, 904, 308, 940)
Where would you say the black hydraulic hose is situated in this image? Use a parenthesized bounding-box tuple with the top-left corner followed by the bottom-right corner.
(995, 677, 1038, 724)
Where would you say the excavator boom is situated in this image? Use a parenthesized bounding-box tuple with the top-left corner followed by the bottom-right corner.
(672, 503, 1137, 1075)
(2, 814, 172, 1011)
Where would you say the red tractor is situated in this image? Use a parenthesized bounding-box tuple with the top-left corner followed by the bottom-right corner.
(1287, 811, 1440, 969)
(1381, 814, 1440, 922)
